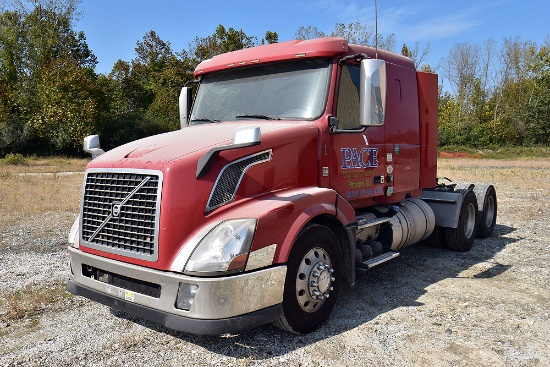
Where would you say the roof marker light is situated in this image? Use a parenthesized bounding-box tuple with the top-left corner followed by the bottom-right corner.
(228, 63, 235, 67)
(295, 53, 307, 57)
(251, 59, 260, 63)
(239, 61, 247, 65)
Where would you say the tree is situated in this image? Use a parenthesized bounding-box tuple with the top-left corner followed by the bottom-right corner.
(295, 21, 395, 52)
(439, 41, 483, 129)
(294, 26, 326, 40)
(331, 21, 374, 45)
(330, 20, 395, 51)
(31, 60, 107, 149)
(21, 1, 96, 73)
(102, 25, 268, 149)
(0, 0, 99, 153)
(101, 31, 198, 148)
(401, 41, 431, 69)
(263, 31, 278, 44)
(134, 30, 172, 73)
(438, 36, 550, 147)
(189, 24, 257, 62)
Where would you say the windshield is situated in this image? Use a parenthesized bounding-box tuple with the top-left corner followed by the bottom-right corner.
(191, 58, 331, 124)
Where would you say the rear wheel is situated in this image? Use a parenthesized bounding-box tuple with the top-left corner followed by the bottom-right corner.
(272, 224, 342, 334)
(445, 190, 478, 251)
(473, 184, 497, 238)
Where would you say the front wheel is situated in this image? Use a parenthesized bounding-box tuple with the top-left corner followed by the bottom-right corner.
(272, 224, 342, 334)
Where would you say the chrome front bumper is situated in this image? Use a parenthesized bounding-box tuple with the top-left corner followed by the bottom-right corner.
(67, 247, 286, 335)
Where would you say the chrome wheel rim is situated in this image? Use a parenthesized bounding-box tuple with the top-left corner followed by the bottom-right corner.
(485, 195, 495, 227)
(295, 247, 335, 313)
(465, 203, 476, 238)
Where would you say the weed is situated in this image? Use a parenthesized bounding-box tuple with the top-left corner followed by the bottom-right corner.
(2, 153, 27, 165)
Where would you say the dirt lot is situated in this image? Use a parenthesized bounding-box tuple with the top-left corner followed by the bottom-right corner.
(0, 158, 549, 366)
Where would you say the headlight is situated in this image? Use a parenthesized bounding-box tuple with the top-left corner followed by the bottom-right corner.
(184, 219, 256, 274)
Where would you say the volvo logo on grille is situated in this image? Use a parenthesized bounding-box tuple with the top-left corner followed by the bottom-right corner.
(112, 203, 122, 217)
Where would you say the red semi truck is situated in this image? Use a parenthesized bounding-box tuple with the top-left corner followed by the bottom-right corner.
(67, 37, 497, 335)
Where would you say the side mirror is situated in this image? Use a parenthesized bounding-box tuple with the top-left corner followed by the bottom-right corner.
(83, 135, 105, 159)
(360, 59, 386, 126)
(179, 87, 192, 129)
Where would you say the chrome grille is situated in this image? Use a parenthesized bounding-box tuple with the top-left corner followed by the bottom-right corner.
(206, 150, 272, 212)
(80, 169, 162, 261)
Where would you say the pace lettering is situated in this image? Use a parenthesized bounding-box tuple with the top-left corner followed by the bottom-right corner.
(341, 148, 378, 169)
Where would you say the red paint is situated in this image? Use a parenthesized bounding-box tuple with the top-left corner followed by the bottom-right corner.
(417, 72, 439, 188)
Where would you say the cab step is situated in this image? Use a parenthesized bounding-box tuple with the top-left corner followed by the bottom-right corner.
(355, 251, 400, 274)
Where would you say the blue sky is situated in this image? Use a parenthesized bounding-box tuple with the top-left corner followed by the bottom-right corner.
(76, 0, 549, 76)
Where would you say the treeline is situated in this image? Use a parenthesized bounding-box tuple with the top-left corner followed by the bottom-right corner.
(0, 0, 278, 154)
(0, 1, 548, 156)
(438, 37, 550, 147)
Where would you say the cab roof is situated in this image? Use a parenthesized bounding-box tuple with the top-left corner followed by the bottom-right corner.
(194, 37, 414, 77)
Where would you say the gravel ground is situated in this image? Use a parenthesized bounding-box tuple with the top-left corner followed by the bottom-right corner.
(1, 160, 549, 367)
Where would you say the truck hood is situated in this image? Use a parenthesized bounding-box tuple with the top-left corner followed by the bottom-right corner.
(88, 121, 299, 170)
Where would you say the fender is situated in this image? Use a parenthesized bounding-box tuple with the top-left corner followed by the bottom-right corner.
(247, 187, 355, 264)
(170, 188, 359, 279)
(201, 186, 355, 262)
(169, 187, 349, 272)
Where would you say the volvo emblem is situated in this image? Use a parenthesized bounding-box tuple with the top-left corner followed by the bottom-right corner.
(112, 203, 121, 217)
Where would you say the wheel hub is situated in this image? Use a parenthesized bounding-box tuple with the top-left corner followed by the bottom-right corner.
(464, 202, 476, 238)
(296, 247, 335, 313)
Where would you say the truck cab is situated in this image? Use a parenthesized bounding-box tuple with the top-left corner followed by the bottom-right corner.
(68, 38, 497, 335)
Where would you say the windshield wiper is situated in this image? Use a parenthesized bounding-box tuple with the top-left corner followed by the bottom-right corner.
(190, 118, 220, 124)
(235, 114, 281, 121)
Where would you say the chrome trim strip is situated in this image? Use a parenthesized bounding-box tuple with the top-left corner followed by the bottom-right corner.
(205, 149, 272, 212)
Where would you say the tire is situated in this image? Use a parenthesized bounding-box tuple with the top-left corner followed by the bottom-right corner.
(272, 224, 342, 334)
(423, 226, 447, 248)
(445, 190, 478, 252)
(473, 184, 497, 238)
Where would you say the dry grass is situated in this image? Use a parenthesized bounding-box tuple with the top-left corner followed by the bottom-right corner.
(0, 158, 88, 227)
(2, 156, 548, 227)
(437, 158, 550, 219)
(1, 278, 72, 322)
(0, 156, 88, 174)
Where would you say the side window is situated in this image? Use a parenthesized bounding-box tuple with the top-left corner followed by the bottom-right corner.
(336, 64, 361, 129)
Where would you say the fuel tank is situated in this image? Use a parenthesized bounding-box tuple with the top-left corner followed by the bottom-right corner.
(375, 198, 435, 251)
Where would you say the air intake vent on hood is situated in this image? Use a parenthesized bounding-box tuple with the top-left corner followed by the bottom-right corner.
(206, 150, 272, 212)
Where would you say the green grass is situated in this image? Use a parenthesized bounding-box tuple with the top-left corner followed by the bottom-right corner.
(439, 146, 550, 159)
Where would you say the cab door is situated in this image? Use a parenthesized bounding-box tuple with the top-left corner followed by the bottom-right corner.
(329, 63, 387, 207)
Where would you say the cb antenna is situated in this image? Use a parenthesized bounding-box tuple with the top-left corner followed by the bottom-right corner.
(375, 0, 379, 59)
